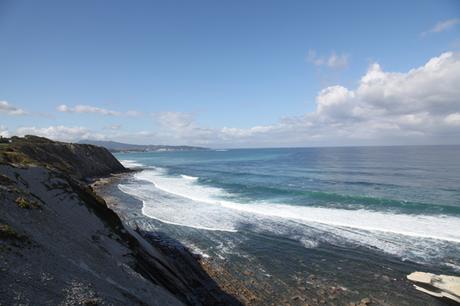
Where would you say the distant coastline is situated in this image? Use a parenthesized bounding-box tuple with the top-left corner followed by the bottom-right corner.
(78, 139, 209, 153)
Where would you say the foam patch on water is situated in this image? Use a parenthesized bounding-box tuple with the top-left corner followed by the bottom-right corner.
(131, 169, 460, 243)
(134, 168, 230, 204)
(119, 159, 144, 168)
(118, 178, 238, 232)
(118, 167, 460, 263)
(180, 174, 199, 181)
(222, 203, 460, 243)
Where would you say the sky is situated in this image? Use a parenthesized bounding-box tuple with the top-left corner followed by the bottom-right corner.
(1, 0, 460, 148)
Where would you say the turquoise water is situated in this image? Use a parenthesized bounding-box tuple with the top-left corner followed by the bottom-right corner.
(116, 146, 460, 262)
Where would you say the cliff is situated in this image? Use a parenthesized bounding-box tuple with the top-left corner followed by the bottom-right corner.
(0, 136, 240, 305)
(0, 135, 126, 179)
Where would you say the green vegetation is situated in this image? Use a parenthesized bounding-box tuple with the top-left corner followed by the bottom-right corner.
(15, 196, 40, 209)
(0, 135, 125, 180)
(0, 135, 61, 167)
(82, 298, 102, 306)
(0, 223, 22, 240)
(0, 151, 34, 165)
(0, 223, 30, 251)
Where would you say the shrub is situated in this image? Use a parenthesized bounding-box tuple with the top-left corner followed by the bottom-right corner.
(15, 196, 40, 209)
(0, 223, 21, 240)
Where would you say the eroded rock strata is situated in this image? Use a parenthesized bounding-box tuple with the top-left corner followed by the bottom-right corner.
(0, 136, 240, 305)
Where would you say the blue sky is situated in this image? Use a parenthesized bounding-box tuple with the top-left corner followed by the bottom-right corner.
(1, 0, 460, 147)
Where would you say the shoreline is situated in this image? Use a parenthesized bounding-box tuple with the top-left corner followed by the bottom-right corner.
(92, 171, 257, 304)
(91, 170, 391, 305)
(93, 164, 460, 305)
(3, 136, 457, 305)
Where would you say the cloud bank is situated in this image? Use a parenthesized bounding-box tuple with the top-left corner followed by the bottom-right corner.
(0, 101, 27, 115)
(150, 51, 460, 147)
(57, 104, 141, 116)
(0, 125, 9, 137)
(4, 51, 460, 147)
(421, 18, 460, 36)
(306, 50, 349, 69)
(15, 126, 106, 142)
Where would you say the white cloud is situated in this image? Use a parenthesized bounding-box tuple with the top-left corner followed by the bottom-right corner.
(125, 110, 142, 117)
(104, 124, 122, 130)
(57, 104, 141, 116)
(0, 125, 9, 137)
(421, 18, 460, 36)
(303, 51, 460, 143)
(152, 112, 216, 145)
(6, 51, 460, 147)
(0, 101, 27, 115)
(15, 125, 106, 142)
(445, 113, 460, 126)
(152, 51, 460, 147)
(306, 50, 349, 69)
(155, 112, 195, 130)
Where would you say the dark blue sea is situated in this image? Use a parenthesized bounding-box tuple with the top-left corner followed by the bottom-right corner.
(111, 146, 460, 304)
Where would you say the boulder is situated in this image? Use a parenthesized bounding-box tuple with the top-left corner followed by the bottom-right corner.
(407, 271, 460, 303)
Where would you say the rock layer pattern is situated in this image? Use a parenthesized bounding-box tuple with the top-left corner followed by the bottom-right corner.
(0, 136, 241, 305)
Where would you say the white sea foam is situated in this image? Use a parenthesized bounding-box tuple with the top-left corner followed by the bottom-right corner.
(118, 167, 460, 262)
(137, 212, 236, 233)
(130, 169, 460, 243)
(180, 174, 199, 181)
(186, 243, 211, 258)
(444, 263, 460, 272)
(119, 159, 144, 168)
(134, 169, 230, 205)
(118, 177, 238, 232)
(221, 203, 460, 243)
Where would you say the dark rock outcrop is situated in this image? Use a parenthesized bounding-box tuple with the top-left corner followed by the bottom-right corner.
(0, 135, 126, 179)
(0, 136, 241, 305)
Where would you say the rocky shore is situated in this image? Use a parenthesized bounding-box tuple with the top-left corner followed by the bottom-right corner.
(0, 136, 240, 305)
(93, 158, 459, 306)
(93, 172, 385, 306)
(2, 136, 457, 306)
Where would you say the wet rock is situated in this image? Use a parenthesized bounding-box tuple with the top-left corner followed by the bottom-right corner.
(381, 275, 391, 282)
(242, 270, 252, 276)
(291, 295, 305, 301)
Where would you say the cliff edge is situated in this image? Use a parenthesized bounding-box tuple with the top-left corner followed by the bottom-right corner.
(0, 135, 126, 179)
(0, 136, 240, 306)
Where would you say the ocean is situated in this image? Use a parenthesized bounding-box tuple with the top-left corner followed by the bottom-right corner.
(109, 146, 460, 304)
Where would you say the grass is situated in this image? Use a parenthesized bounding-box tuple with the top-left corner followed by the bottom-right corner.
(0, 149, 33, 165)
(82, 299, 102, 306)
(0, 223, 30, 251)
(0, 223, 22, 240)
(15, 196, 41, 209)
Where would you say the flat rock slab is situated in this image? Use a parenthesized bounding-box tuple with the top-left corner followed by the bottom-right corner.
(407, 271, 460, 303)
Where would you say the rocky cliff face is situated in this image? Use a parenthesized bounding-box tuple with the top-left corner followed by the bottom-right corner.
(0, 136, 240, 306)
(0, 135, 126, 179)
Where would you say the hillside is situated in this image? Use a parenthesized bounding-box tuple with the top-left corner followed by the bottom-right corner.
(0, 136, 240, 305)
(78, 140, 209, 153)
(1, 136, 126, 180)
